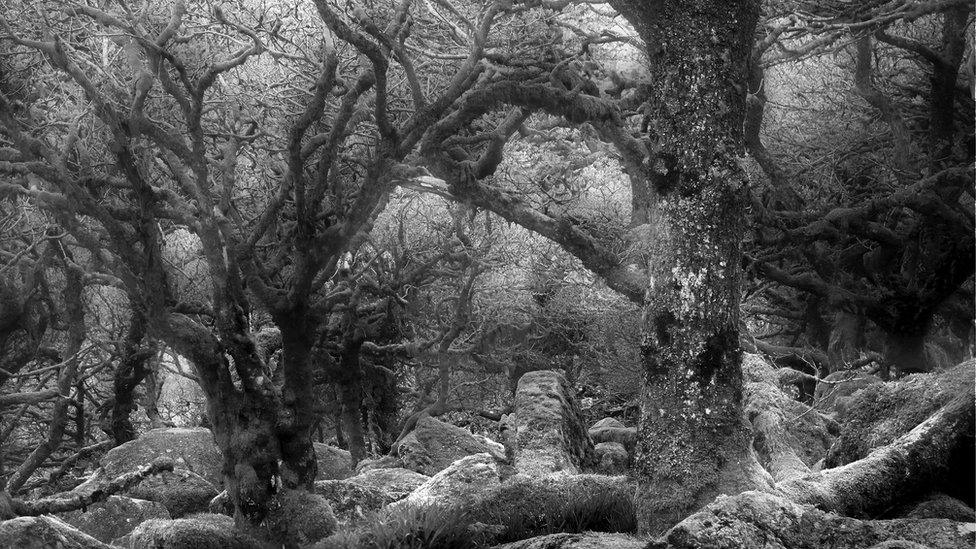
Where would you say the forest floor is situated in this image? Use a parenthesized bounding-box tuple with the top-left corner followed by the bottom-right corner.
(1, 354, 974, 549)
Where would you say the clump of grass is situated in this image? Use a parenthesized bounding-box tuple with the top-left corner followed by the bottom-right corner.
(315, 475, 637, 549)
(313, 504, 488, 549)
(485, 476, 637, 543)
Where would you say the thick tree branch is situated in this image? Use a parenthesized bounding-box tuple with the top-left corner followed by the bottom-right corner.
(10, 457, 175, 516)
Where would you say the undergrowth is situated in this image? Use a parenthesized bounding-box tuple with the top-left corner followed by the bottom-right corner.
(313, 477, 637, 548)
(487, 478, 637, 543)
(313, 505, 485, 549)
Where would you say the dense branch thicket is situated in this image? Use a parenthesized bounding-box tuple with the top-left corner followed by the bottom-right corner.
(0, 0, 972, 546)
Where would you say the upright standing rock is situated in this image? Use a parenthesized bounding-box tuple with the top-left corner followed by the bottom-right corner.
(512, 370, 595, 475)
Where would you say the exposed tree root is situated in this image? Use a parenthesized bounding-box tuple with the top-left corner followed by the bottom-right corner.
(656, 356, 976, 548)
(778, 386, 974, 517)
(744, 355, 975, 516)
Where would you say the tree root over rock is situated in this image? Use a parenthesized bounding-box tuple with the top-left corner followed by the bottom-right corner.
(652, 356, 976, 548)
(778, 386, 974, 517)
(744, 356, 975, 517)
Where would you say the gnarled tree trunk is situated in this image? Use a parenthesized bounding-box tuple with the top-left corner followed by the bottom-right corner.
(276, 315, 320, 490)
(5, 256, 85, 494)
(609, 0, 761, 535)
(110, 308, 157, 444)
(337, 335, 367, 464)
(151, 306, 319, 542)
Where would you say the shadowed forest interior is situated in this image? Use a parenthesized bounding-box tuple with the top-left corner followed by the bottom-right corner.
(0, 1, 974, 548)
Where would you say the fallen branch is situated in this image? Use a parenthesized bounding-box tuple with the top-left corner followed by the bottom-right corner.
(0, 389, 60, 408)
(10, 457, 175, 516)
(18, 440, 114, 493)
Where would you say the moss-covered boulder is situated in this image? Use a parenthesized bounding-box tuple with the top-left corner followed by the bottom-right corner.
(588, 418, 637, 453)
(127, 469, 219, 518)
(314, 480, 393, 524)
(391, 453, 506, 511)
(347, 467, 430, 501)
(513, 371, 595, 476)
(0, 516, 110, 549)
(905, 493, 976, 522)
(100, 428, 222, 485)
(593, 442, 629, 475)
(121, 514, 263, 549)
(318, 472, 634, 548)
(265, 489, 338, 546)
(69, 427, 222, 518)
(826, 361, 975, 467)
(468, 473, 635, 543)
(60, 495, 170, 543)
(494, 532, 646, 549)
(651, 491, 976, 549)
(71, 467, 218, 519)
(396, 415, 490, 476)
(314, 443, 354, 480)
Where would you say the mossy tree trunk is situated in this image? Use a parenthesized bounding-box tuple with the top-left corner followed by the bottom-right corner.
(337, 334, 368, 464)
(152, 287, 320, 542)
(609, 0, 761, 535)
(110, 308, 156, 444)
(276, 314, 320, 489)
(4, 253, 86, 494)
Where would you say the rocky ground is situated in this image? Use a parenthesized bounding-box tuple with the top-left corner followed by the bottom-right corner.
(1, 355, 973, 548)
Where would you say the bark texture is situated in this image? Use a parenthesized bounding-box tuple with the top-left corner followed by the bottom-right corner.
(110, 310, 156, 445)
(608, 0, 762, 534)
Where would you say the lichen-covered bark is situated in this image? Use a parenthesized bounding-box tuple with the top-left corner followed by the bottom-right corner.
(151, 311, 281, 541)
(608, 0, 761, 535)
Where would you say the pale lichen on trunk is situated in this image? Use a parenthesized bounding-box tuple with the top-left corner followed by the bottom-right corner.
(608, 0, 762, 534)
